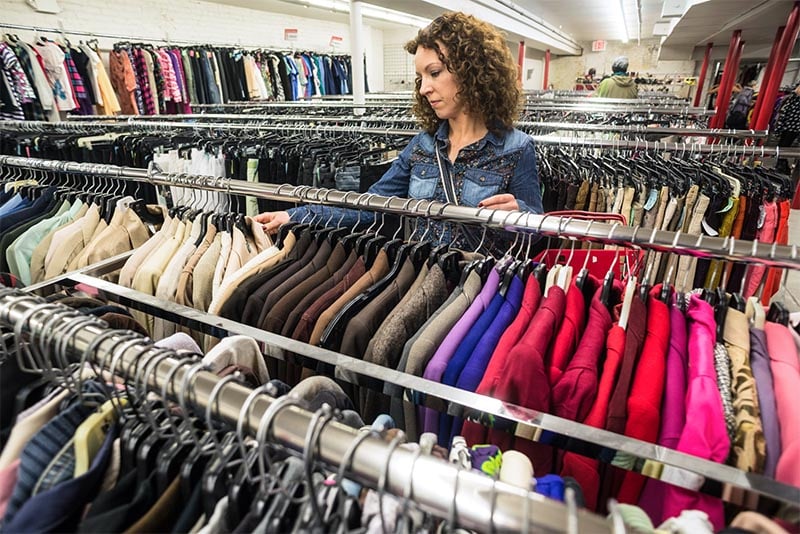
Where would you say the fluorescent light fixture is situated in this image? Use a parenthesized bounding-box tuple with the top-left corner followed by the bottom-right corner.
(300, 0, 429, 27)
(615, 0, 630, 43)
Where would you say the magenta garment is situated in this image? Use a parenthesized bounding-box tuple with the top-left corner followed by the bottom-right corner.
(764, 322, 800, 487)
(639, 299, 688, 523)
(662, 295, 729, 530)
(420, 268, 500, 435)
(744, 201, 778, 298)
(0, 459, 20, 518)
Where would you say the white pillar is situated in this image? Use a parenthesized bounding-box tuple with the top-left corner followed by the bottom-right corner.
(350, 0, 366, 114)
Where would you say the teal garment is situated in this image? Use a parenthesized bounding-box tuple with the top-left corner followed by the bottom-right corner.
(315, 56, 326, 95)
(9, 199, 82, 285)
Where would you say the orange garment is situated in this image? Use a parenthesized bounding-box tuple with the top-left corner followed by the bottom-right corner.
(108, 50, 138, 115)
(761, 200, 791, 302)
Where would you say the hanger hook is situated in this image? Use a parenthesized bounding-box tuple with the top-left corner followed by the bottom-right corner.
(375, 431, 406, 534)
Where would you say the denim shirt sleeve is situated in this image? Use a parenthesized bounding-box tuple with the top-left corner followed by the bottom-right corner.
(509, 137, 543, 214)
(287, 134, 420, 227)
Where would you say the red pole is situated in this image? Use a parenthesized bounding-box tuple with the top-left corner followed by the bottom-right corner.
(749, 26, 785, 129)
(517, 41, 525, 85)
(543, 49, 550, 90)
(753, 1, 800, 131)
(710, 30, 742, 130)
(693, 43, 713, 107)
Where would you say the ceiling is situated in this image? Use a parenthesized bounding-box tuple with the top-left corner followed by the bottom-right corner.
(205, 0, 797, 57)
(661, 0, 796, 49)
(514, 0, 665, 43)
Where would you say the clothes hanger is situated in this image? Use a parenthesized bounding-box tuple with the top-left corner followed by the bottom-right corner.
(207, 384, 268, 522)
(136, 354, 195, 485)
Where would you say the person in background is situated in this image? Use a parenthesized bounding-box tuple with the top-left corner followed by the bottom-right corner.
(725, 79, 757, 130)
(255, 12, 543, 250)
(774, 82, 800, 174)
(595, 56, 639, 99)
(584, 67, 596, 83)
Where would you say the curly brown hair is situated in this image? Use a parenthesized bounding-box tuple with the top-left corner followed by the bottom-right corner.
(404, 12, 522, 135)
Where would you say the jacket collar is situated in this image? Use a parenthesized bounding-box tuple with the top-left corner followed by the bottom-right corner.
(433, 121, 504, 151)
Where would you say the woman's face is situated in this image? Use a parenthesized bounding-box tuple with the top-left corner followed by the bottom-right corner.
(415, 45, 463, 121)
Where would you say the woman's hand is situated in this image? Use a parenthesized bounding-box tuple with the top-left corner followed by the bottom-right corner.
(478, 194, 519, 211)
(254, 211, 290, 234)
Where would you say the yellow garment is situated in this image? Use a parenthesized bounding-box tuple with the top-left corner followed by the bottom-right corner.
(85, 45, 121, 114)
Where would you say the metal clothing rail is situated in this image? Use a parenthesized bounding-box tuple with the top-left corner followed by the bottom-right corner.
(0, 22, 347, 55)
(2, 120, 793, 156)
(531, 135, 798, 157)
(186, 100, 714, 115)
(0, 289, 609, 533)
(0, 155, 798, 270)
(61, 115, 767, 139)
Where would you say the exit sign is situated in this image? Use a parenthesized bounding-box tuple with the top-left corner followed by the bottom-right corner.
(592, 40, 607, 52)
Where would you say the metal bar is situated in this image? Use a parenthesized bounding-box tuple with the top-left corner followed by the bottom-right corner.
(57, 116, 765, 138)
(529, 135, 798, 157)
(3, 120, 786, 151)
(0, 290, 607, 533)
(0, 22, 350, 55)
(694, 42, 714, 108)
(182, 99, 715, 115)
(1, 155, 798, 268)
(47, 272, 800, 508)
(21, 251, 134, 294)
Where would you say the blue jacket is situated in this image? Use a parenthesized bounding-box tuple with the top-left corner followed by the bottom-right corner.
(288, 121, 543, 248)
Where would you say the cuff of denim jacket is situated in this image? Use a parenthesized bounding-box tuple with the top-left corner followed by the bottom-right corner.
(516, 199, 534, 213)
(287, 205, 312, 222)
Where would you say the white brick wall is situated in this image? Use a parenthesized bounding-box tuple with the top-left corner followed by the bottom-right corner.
(550, 39, 697, 93)
(2, 0, 386, 91)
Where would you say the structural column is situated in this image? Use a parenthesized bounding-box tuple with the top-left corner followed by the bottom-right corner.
(749, 26, 785, 129)
(693, 43, 713, 108)
(517, 41, 525, 85)
(543, 49, 551, 90)
(349, 0, 366, 114)
(710, 30, 742, 130)
(752, 1, 800, 131)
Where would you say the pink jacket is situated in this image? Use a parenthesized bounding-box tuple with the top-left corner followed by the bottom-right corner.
(764, 321, 800, 487)
(662, 295, 729, 530)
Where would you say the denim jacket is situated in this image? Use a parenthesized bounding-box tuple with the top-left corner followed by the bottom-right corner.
(288, 122, 542, 247)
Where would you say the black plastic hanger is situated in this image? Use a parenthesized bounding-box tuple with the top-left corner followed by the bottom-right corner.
(767, 301, 790, 327)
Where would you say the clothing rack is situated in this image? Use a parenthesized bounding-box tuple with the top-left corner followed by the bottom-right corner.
(0, 289, 610, 533)
(0, 22, 345, 55)
(0, 154, 797, 276)
(185, 100, 715, 116)
(3, 120, 794, 156)
(2, 154, 800, 509)
(60, 115, 767, 139)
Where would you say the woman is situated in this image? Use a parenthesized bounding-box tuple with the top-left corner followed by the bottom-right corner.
(255, 12, 543, 250)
